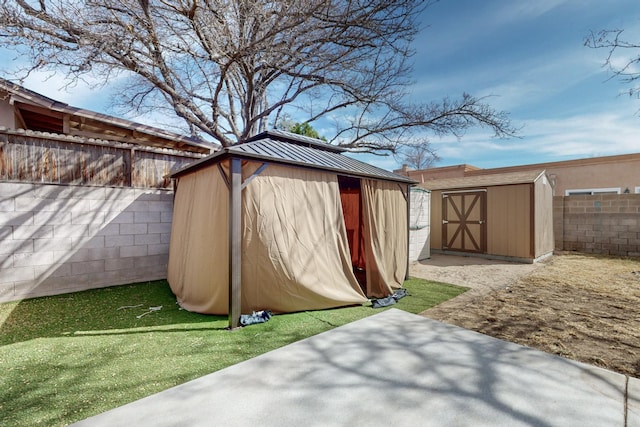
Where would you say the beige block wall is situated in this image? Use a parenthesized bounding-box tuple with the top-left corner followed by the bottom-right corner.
(0, 182, 173, 302)
(554, 194, 640, 256)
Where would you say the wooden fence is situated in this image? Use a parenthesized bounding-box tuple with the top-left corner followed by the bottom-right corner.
(0, 130, 205, 188)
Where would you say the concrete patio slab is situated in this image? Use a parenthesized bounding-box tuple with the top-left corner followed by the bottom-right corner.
(73, 309, 629, 427)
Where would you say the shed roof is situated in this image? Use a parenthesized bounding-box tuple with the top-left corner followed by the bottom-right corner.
(418, 169, 546, 191)
(171, 130, 416, 184)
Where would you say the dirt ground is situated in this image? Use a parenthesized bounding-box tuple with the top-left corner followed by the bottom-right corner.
(412, 253, 640, 378)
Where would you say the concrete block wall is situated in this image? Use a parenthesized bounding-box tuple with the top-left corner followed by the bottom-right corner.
(409, 189, 431, 262)
(553, 194, 640, 257)
(0, 182, 173, 302)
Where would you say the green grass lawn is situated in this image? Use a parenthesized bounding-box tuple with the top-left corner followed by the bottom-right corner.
(0, 278, 466, 427)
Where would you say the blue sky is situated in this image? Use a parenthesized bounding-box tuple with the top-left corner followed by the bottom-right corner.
(2, 0, 640, 171)
(393, 0, 640, 170)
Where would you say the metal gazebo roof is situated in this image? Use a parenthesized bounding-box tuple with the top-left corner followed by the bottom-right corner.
(171, 130, 416, 184)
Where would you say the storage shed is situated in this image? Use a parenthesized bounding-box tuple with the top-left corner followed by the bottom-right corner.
(421, 170, 554, 263)
(168, 130, 415, 327)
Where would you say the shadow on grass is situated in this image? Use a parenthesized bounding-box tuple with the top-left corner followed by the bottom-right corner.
(0, 278, 468, 427)
(0, 281, 223, 346)
(0, 278, 468, 346)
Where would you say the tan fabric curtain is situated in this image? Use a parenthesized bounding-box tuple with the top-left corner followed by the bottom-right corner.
(241, 164, 367, 313)
(167, 164, 230, 314)
(362, 179, 408, 298)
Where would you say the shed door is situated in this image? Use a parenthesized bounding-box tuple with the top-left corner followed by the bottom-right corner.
(442, 191, 486, 253)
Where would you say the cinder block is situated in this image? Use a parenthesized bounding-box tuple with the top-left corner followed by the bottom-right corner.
(134, 254, 169, 268)
(33, 210, 72, 225)
(611, 199, 629, 207)
(120, 245, 148, 258)
(0, 266, 35, 284)
(30, 276, 81, 295)
(161, 211, 173, 223)
(161, 233, 171, 244)
(92, 195, 134, 212)
(104, 187, 136, 203)
(35, 184, 106, 200)
(67, 199, 93, 213)
(0, 239, 33, 255)
(72, 235, 106, 249)
(34, 263, 72, 279)
(71, 211, 105, 225)
(0, 253, 12, 269)
(148, 222, 172, 234)
(0, 282, 15, 301)
(124, 201, 150, 212)
(132, 264, 168, 279)
(93, 223, 121, 236)
(611, 225, 628, 233)
(15, 197, 64, 212)
(134, 190, 167, 201)
(0, 183, 34, 196)
(53, 224, 90, 238)
(135, 234, 161, 246)
(104, 211, 134, 224)
(35, 237, 72, 252)
(120, 223, 148, 235)
(13, 224, 53, 239)
(71, 260, 105, 275)
(0, 197, 14, 212)
(149, 201, 173, 212)
(148, 243, 169, 256)
(1, 211, 34, 226)
(105, 234, 134, 248)
(610, 238, 628, 245)
(33, 184, 76, 200)
(67, 247, 119, 262)
(105, 257, 135, 271)
(13, 251, 54, 267)
(134, 211, 161, 224)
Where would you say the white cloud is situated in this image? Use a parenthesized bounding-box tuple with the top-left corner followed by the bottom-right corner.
(493, 0, 569, 22)
(424, 109, 640, 169)
(520, 113, 640, 158)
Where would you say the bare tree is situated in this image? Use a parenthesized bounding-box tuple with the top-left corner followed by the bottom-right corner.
(396, 142, 440, 170)
(0, 0, 517, 152)
(586, 29, 640, 97)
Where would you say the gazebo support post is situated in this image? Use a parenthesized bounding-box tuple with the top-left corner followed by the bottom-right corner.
(406, 184, 411, 281)
(228, 157, 242, 329)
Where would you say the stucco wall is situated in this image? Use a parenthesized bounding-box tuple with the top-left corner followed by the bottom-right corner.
(554, 194, 640, 257)
(0, 182, 173, 302)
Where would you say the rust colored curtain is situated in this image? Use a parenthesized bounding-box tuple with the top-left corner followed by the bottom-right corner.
(340, 188, 366, 269)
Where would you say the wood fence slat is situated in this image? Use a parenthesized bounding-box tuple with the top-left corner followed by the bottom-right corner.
(0, 132, 202, 188)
